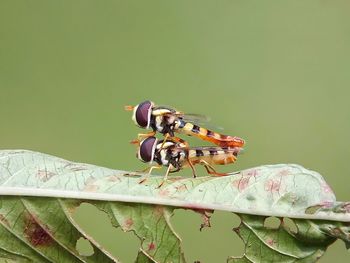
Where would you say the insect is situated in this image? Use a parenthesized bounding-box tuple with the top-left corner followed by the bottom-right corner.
(135, 136, 242, 185)
(125, 100, 245, 148)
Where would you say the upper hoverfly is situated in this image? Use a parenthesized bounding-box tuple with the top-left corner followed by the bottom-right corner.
(134, 136, 242, 185)
(125, 100, 245, 148)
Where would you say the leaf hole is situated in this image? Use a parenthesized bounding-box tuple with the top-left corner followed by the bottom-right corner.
(231, 213, 242, 228)
(76, 237, 94, 256)
(282, 218, 298, 233)
(73, 202, 139, 263)
(264, 217, 281, 229)
(173, 209, 244, 263)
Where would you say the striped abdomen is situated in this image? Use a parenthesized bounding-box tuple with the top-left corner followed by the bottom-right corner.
(175, 120, 245, 147)
(187, 147, 239, 166)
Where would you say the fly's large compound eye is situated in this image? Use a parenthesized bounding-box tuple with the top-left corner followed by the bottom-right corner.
(138, 137, 157, 163)
(133, 100, 153, 128)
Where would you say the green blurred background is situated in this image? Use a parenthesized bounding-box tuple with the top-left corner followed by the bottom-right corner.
(1, 0, 349, 262)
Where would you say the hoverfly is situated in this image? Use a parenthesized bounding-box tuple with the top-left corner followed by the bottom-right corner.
(125, 100, 245, 148)
(134, 136, 242, 185)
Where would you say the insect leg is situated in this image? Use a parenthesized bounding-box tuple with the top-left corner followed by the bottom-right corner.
(159, 133, 170, 151)
(137, 131, 156, 140)
(187, 159, 197, 178)
(157, 165, 172, 188)
(138, 165, 162, 184)
(139, 165, 162, 174)
(169, 136, 189, 147)
(199, 160, 229, 177)
(159, 134, 189, 151)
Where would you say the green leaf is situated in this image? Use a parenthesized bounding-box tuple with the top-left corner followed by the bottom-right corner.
(90, 202, 185, 262)
(0, 150, 349, 262)
(228, 215, 350, 263)
(0, 196, 116, 262)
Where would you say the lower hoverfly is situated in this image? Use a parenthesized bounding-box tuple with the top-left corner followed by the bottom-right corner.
(134, 136, 242, 185)
(125, 100, 245, 148)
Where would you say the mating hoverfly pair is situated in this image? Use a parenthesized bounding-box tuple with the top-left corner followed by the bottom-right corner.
(125, 100, 245, 184)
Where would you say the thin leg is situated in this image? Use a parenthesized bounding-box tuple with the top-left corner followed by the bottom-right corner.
(157, 165, 172, 188)
(199, 160, 229, 177)
(159, 133, 170, 151)
(138, 165, 161, 174)
(187, 159, 197, 178)
(138, 165, 162, 184)
(169, 136, 189, 147)
(137, 131, 156, 140)
(159, 135, 189, 152)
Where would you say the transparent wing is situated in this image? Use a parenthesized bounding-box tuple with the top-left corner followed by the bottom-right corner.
(154, 105, 210, 122)
(181, 113, 211, 123)
(153, 104, 178, 112)
(181, 114, 224, 131)
(153, 104, 223, 131)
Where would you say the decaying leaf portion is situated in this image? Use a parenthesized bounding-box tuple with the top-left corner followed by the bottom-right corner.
(0, 196, 117, 262)
(294, 219, 350, 249)
(0, 150, 349, 262)
(228, 214, 350, 263)
(1, 150, 348, 221)
(90, 202, 186, 263)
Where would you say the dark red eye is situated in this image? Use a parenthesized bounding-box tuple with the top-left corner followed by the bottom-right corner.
(135, 100, 152, 128)
(139, 137, 157, 162)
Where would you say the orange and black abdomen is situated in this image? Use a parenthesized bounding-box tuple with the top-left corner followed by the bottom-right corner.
(176, 120, 245, 147)
(188, 147, 238, 166)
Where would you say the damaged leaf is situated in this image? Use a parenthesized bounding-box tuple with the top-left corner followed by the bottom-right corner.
(0, 150, 349, 262)
(228, 215, 350, 262)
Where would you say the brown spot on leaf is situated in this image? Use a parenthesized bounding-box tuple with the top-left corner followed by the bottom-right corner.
(245, 169, 259, 177)
(37, 169, 56, 182)
(84, 184, 99, 192)
(0, 214, 9, 227)
(266, 238, 277, 246)
(123, 218, 134, 231)
(148, 242, 156, 251)
(232, 176, 250, 191)
(278, 169, 290, 176)
(174, 184, 188, 192)
(322, 184, 334, 194)
(342, 203, 350, 213)
(264, 179, 281, 193)
(84, 177, 99, 192)
(158, 189, 171, 197)
(24, 213, 53, 247)
(153, 206, 165, 218)
(67, 202, 82, 214)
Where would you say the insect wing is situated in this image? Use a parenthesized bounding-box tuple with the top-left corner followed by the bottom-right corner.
(181, 114, 225, 131)
(154, 105, 210, 122)
(151, 105, 178, 116)
(153, 104, 223, 131)
(181, 113, 210, 122)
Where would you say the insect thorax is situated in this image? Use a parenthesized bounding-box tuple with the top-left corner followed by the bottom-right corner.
(154, 143, 187, 169)
(150, 114, 178, 136)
